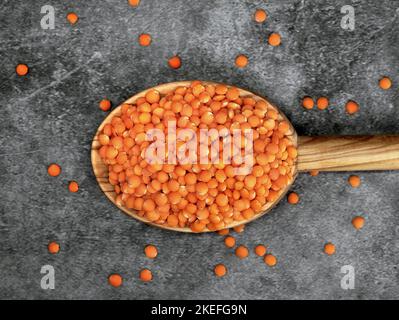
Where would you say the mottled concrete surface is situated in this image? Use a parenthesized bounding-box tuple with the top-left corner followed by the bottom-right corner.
(0, 0, 398, 300)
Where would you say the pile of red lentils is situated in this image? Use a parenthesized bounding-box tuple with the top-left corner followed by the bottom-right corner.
(97, 81, 298, 232)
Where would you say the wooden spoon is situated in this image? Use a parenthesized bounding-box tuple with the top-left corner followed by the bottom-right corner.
(91, 81, 399, 232)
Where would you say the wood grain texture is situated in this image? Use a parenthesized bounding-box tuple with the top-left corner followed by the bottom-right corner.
(91, 81, 298, 232)
(297, 136, 399, 171)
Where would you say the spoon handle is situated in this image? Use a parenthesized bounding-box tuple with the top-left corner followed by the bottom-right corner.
(297, 136, 399, 171)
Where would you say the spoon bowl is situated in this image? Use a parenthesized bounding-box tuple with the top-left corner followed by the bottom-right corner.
(91, 81, 298, 232)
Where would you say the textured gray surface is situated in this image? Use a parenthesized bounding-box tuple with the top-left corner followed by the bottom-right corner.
(0, 0, 398, 300)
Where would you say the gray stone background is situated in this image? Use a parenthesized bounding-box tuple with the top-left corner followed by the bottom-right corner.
(0, 0, 398, 300)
